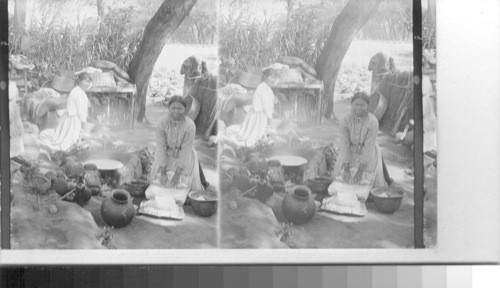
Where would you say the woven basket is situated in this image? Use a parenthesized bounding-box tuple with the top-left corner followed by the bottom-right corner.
(368, 91, 388, 120)
(92, 71, 116, 88)
(52, 75, 75, 93)
(304, 176, 333, 194)
(279, 67, 303, 84)
(60, 71, 75, 78)
(239, 71, 262, 89)
(184, 95, 200, 121)
(122, 180, 150, 197)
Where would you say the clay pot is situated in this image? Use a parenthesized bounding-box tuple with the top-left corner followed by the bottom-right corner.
(267, 159, 285, 187)
(53, 178, 70, 196)
(45, 171, 58, 182)
(90, 186, 101, 196)
(255, 180, 274, 203)
(282, 185, 316, 225)
(84, 163, 102, 189)
(56, 172, 67, 180)
(100, 189, 135, 228)
(272, 182, 285, 193)
(232, 172, 253, 192)
(219, 171, 233, 191)
(83, 187, 92, 203)
(75, 184, 92, 207)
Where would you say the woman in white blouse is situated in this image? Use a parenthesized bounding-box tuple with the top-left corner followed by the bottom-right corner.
(40, 72, 92, 151)
(225, 68, 279, 147)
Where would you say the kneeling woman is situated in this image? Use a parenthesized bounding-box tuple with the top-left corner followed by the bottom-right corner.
(225, 68, 279, 147)
(337, 92, 392, 188)
(150, 96, 209, 191)
(40, 72, 92, 151)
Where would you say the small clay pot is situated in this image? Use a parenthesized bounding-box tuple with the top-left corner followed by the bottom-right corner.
(90, 186, 101, 196)
(56, 172, 67, 180)
(232, 172, 253, 192)
(282, 185, 316, 225)
(219, 171, 233, 191)
(45, 171, 58, 182)
(255, 180, 274, 203)
(83, 187, 92, 203)
(53, 178, 70, 196)
(272, 182, 285, 192)
(100, 189, 135, 228)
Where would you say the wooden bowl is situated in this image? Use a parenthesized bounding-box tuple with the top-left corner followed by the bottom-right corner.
(371, 187, 404, 214)
(188, 190, 218, 217)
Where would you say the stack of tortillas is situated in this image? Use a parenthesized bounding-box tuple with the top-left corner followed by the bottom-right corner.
(320, 192, 367, 217)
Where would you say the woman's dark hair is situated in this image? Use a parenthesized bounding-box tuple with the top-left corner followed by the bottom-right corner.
(77, 72, 92, 83)
(262, 68, 278, 80)
(168, 95, 187, 108)
(351, 92, 370, 104)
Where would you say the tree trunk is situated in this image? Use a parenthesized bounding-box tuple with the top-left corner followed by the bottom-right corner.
(287, 0, 294, 18)
(427, 0, 436, 21)
(315, 0, 382, 119)
(96, 0, 105, 19)
(128, 0, 198, 123)
(14, 0, 27, 32)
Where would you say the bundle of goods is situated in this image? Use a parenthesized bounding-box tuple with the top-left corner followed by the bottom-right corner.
(218, 84, 248, 119)
(278, 67, 304, 84)
(277, 56, 318, 81)
(218, 84, 248, 101)
(90, 60, 131, 84)
(28, 88, 61, 100)
(327, 167, 374, 202)
(90, 71, 117, 91)
(9, 55, 35, 71)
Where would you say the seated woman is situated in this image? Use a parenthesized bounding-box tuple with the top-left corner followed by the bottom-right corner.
(224, 68, 279, 147)
(150, 96, 209, 191)
(337, 92, 393, 189)
(9, 79, 25, 159)
(39, 72, 92, 151)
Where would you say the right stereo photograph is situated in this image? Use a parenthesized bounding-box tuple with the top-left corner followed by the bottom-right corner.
(217, 0, 437, 249)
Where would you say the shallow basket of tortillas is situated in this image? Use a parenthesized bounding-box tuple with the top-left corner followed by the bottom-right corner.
(320, 192, 367, 217)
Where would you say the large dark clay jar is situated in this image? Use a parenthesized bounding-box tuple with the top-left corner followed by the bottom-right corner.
(101, 189, 135, 228)
(282, 185, 316, 225)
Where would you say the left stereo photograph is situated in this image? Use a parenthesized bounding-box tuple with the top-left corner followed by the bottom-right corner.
(2, 0, 220, 249)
